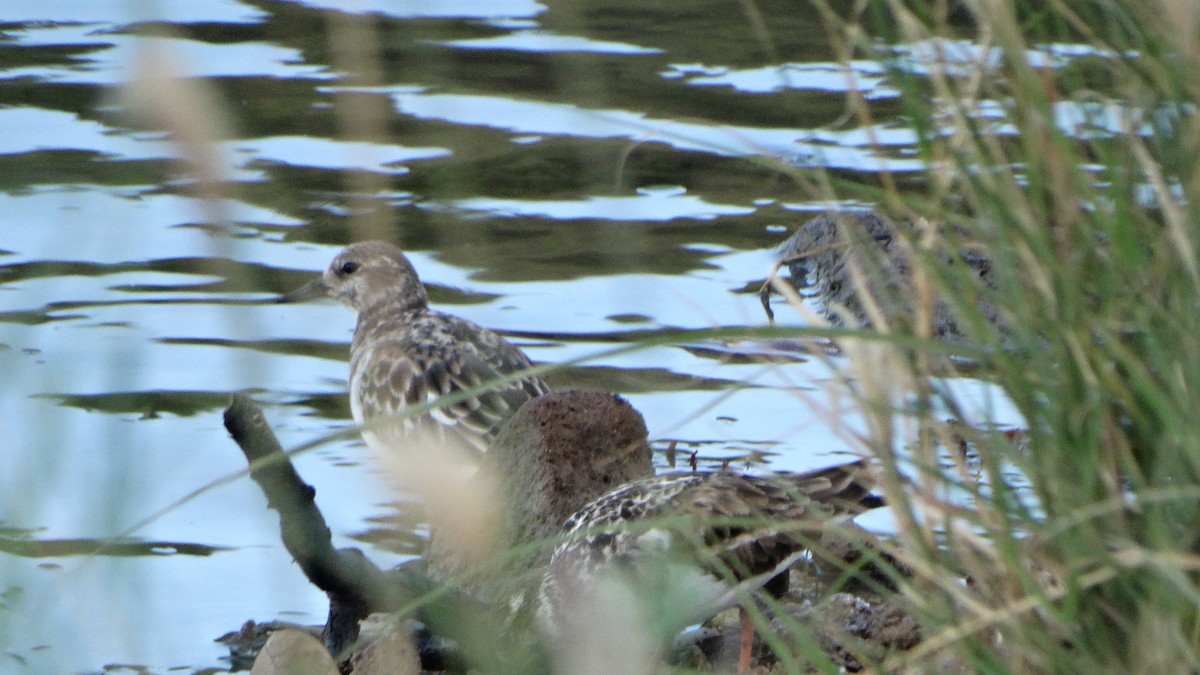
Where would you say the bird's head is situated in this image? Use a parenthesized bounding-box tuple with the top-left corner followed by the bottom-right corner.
(281, 240, 428, 314)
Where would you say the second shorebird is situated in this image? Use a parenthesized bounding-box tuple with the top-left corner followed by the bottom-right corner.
(284, 240, 550, 456)
(537, 460, 881, 673)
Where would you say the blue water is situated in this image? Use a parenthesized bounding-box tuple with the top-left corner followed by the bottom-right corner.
(0, 1, 1064, 671)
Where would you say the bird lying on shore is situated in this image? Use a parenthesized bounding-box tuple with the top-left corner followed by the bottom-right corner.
(537, 460, 882, 673)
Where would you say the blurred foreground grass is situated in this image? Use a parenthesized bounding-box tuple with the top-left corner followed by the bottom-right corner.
(783, 0, 1200, 671)
(307, 1, 1200, 672)
(123, 0, 1200, 671)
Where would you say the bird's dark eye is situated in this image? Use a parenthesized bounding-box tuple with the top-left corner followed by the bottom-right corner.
(339, 261, 360, 275)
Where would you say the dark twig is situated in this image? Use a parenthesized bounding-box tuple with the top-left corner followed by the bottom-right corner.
(223, 393, 401, 652)
(222, 394, 504, 667)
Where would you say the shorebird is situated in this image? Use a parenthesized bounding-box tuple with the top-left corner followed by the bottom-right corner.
(760, 211, 1000, 341)
(283, 240, 550, 456)
(537, 460, 881, 673)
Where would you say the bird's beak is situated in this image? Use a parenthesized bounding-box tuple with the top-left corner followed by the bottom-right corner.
(278, 276, 330, 303)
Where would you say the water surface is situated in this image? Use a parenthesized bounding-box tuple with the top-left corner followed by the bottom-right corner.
(0, 1, 1062, 671)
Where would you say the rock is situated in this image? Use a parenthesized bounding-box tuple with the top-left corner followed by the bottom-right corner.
(348, 619, 421, 675)
(217, 620, 323, 672)
(248, 628, 338, 675)
(773, 592, 921, 671)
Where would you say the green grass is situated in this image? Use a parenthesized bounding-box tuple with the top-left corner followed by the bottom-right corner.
(301, 2, 1200, 671)
(96, 1, 1200, 671)
(770, 0, 1200, 671)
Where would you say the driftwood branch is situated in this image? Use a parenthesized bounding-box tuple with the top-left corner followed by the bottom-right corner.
(222, 394, 489, 664)
(224, 394, 402, 652)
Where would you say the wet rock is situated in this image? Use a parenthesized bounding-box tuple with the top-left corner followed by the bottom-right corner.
(655, 550, 916, 672)
(348, 618, 421, 675)
(669, 625, 724, 669)
(774, 592, 921, 672)
(218, 619, 323, 672)
(249, 628, 338, 675)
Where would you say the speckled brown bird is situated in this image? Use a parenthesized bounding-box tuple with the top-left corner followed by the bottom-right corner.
(284, 240, 550, 456)
(538, 460, 880, 672)
(762, 211, 1000, 341)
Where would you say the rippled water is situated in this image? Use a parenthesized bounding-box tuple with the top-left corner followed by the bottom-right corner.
(0, 1, 1073, 671)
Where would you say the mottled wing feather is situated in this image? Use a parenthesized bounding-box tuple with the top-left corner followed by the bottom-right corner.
(784, 460, 876, 509)
(352, 310, 548, 454)
(538, 462, 879, 631)
(350, 342, 431, 455)
(678, 465, 876, 581)
(421, 318, 549, 450)
(549, 461, 877, 582)
(352, 342, 418, 421)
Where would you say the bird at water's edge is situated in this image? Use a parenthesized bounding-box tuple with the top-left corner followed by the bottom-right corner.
(537, 460, 881, 673)
(282, 240, 550, 457)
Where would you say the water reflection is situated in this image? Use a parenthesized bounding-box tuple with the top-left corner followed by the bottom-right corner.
(663, 60, 896, 98)
(446, 186, 754, 221)
(0, 0, 1045, 671)
(388, 89, 925, 169)
(440, 31, 663, 55)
